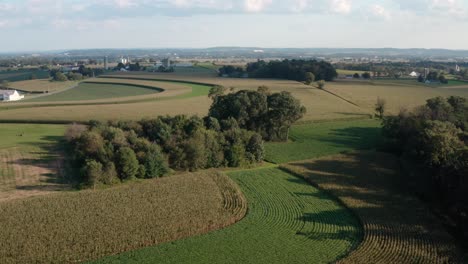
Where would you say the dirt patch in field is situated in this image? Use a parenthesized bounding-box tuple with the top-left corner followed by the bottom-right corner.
(0, 147, 69, 202)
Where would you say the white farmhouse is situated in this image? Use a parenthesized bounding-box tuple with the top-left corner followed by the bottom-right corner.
(409, 71, 419, 77)
(0, 90, 25, 102)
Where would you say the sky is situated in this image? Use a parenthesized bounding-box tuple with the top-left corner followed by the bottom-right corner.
(0, 0, 468, 52)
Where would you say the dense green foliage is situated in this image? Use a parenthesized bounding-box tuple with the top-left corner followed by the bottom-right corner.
(68, 115, 264, 187)
(265, 119, 382, 164)
(208, 88, 306, 141)
(246, 59, 338, 82)
(382, 96, 468, 239)
(92, 168, 360, 264)
(0, 69, 49, 82)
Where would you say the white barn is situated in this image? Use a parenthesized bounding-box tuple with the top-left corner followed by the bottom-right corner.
(409, 71, 419, 77)
(0, 90, 24, 102)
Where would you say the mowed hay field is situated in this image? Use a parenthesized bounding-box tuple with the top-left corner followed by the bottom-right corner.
(26, 82, 161, 102)
(326, 80, 468, 115)
(265, 119, 382, 164)
(0, 172, 247, 263)
(282, 152, 464, 263)
(9, 79, 78, 93)
(0, 124, 68, 202)
(93, 168, 361, 264)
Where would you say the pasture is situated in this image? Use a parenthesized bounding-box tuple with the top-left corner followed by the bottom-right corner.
(92, 167, 361, 264)
(282, 151, 464, 263)
(0, 124, 67, 201)
(265, 119, 382, 164)
(0, 172, 247, 263)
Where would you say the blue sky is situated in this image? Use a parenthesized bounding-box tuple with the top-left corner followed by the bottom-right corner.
(0, 0, 467, 51)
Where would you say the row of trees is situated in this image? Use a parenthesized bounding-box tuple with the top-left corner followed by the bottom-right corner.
(245, 59, 338, 82)
(67, 115, 265, 188)
(381, 96, 467, 238)
(418, 72, 449, 84)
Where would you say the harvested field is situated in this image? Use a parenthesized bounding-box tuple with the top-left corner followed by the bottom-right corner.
(0, 124, 68, 201)
(9, 79, 77, 93)
(0, 172, 246, 264)
(26, 82, 161, 102)
(93, 167, 361, 264)
(282, 151, 464, 264)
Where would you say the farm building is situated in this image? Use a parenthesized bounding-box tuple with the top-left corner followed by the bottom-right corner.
(409, 71, 419, 77)
(0, 90, 24, 101)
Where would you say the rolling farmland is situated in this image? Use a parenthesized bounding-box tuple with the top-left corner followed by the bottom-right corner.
(92, 168, 361, 264)
(0, 172, 247, 263)
(282, 152, 464, 263)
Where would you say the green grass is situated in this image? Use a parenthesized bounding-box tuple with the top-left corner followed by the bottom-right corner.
(265, 119, 381, 164)
(26, 82, 161, 102)
(337, 69, 367, 75)
(92, 167, 361, 264)
(0, 123, 65, 149)
(0, 70, 49, 82)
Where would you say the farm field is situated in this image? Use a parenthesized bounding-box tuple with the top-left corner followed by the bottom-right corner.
(0, 172, 247, 263)
(325, 79, 468, 115)
(336, 69, 367, 75)
(26, 82, 161, 102)
(0, 124, 68, 202)
(9, 79, 77, 93)
(5, 72, 465, 123)
(92, 167, 361, 264)
(282, 151, 464, 263)
(0, 70, 49, 82)
(265, 119, 382, 164)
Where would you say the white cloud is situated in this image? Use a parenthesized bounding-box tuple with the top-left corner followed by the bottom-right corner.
(291, 0, 309, 12)
(370, 4, 391, 20)
(245, 0, 272, 13)
(330, 0, 351, 14)
(115, 0, 138, 8)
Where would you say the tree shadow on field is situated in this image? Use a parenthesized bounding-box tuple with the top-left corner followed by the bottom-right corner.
(309, 126, 383, 150)
(8, 136, 72, 193)
(282, 152, 466, 263)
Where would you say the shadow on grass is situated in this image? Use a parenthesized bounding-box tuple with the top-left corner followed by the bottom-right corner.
(8, 135, 77, 192)
(282, 152, 465, 263)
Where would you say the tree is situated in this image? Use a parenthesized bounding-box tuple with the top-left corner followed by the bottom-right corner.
(144, 148, 168, 178)
(246, 134, 264, 162)
(422, 121, 463, 167)
(266, 91, 306, 141)
(362, 72, 371, 79)
(375, 97, 386, 119)
(1, 80, 10, 89)
(208, 85, 227, 100)
(257, 85, 270, 94)
(439, 74, 448, 84)
(353, 73, 360, 79)
(81, 159, 103, 189)
(426, 71, 438, 81)
(418, 74, 425, 83)
(116, 147, 139, 180)
(304, 72, 315, 85)
(317, 80, 326, 89)
(53, 72, 67, 82)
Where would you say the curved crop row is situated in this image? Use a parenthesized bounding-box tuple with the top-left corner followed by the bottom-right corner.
(92, 167, 361, 264)
(282, 151, 464, 264)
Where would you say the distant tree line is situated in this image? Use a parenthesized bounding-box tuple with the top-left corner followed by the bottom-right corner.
(382, 96, 468, 239)
(245, 59, 337, 82)
(50, 66, 104, 82)
(218, 60, 338, 82)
